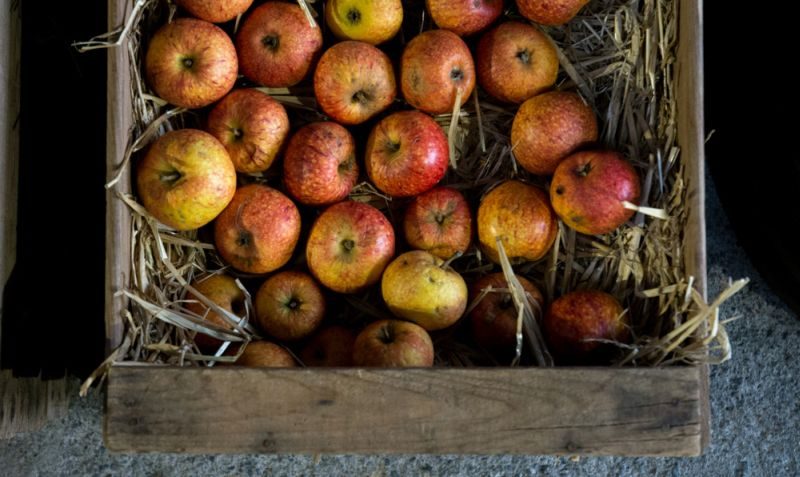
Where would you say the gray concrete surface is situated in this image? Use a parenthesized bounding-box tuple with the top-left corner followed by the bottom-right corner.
(1, 174, 798, 476)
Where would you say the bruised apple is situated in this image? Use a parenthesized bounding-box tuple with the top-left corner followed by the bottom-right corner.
(214, 184, 301, 274)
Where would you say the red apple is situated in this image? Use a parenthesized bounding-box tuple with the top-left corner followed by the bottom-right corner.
(300, 326, 357, 366)
(468, 272, 544, 353)
(477, 180, 558, 263)
(206, 88, 290, 174)
(236, 2, 323, 87)
(381, 251, 468, 331)
(214, 184, 301, 274)
(185, 274, 246, 351)
(145, 18, 238, 109)
(403, 187, 472, 259)
(137, 129, 236, 231)
(235, 341, 297, 367)
(306, 201, 395, 294)
(314, 41, 396, 125)
(175, 0, 254, 23)
(283, 122, 358, 206)
(550, 150, 641, 235)
(426, 0, 503, 37)
(325, 0, 403, 45)
(544, 289, 629, 363)
(365, 111, 448, 198)
(516, 0, 590, 26)
(401, 30, 475, 115)
(255, 270, 325, 341)
(511, 91, 598, 175)
(476, 21, 559, 104)
(353, 319, 434, 367)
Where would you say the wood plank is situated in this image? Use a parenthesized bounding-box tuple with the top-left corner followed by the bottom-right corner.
(105, 366, 704, 456)
(105, 0, 134, 355)
(677, 0, 709, 450)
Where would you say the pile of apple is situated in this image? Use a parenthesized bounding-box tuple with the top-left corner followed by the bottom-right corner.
(137, 0, 640, 368)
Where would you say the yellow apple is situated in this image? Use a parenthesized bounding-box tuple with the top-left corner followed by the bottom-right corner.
(325, 0, 403, 45)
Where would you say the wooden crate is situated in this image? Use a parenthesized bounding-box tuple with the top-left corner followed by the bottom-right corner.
(104, 0, 708, 455)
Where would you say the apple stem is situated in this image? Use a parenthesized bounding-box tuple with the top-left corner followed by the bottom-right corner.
(440, 250, 463, 270)
(296, 0, 318, 28)
(447, 88, 463, 169)
(621, 201, 669, 219)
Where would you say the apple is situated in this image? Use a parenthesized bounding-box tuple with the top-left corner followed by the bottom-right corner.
(401, 29, 475, 115)
(299, 326, 357, 366)
(137, 129, 236, 231)
(352, 319, 434, 367)
(313, 41, 396, 125)
(283, 122, 358, 206)
(325, 0, 403, 45)
(174, 0, 254, 23)
(403, 186, 472, 259)
(206, 88, 290, 174)
(550, 150, 641, 235)
(145, 18, 238, 109)
(516, 0, 590, 26)
(426, 0, 503, 37)
(476, 21, 559, 104)
(255, 270, 325, 341)
(236, 2, 323, 87)
(214, 184, 301, 274)
(468, 272, 544, 353)
(306, 201, 395, 294)
(477, 180, 558, 263)
(235, 340, 297, 367)
(511, 91, 598, 175)
(381, 250, 468, 331)
(365, 111, 448, 198)
(543, 289, 629, 363)
(185, 273, 246, 351)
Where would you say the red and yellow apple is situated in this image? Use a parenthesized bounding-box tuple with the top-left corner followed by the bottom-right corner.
(401, 30, 475, 115)
(365, 110, 448, 198)
(283, 122, 358, 206)
(325, 0, 403, 44)
(381, 250, 468, 331)
(544, 289, 629, 363)
(255, 270, 325, 341)
(403, 186, 472, 259)
(214, 184, 301, 274)
(468, 272, 544, 353)
(516, 0, 590, 26)
(175, 0, 254, 23)
(511, 91, 598, 175)
(306, 201, 395, 294)
(145, 18, 238, 109)
(353, 319, 434, 367)
(300, 326, 357, 366)
(550, 150, 641, 235)
(236, 2, 323, 87)
(477, 180, 558, 263)
(314, 41, 396, 125)
(235, 340, 297, 367)
(477, 21, 558, 104)
(426, 0, 503, 37)
(186, 273, 246, 351)
(137, 129, 236, 231)
(206, 88, 289, 174)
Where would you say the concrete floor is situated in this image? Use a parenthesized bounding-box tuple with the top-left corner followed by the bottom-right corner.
(1, 175, 797, 476)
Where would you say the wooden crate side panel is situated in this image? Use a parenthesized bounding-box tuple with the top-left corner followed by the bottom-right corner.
(677, 0, 709, 450)
(106, 366, 703, 456)
(105, 0, 134, 355)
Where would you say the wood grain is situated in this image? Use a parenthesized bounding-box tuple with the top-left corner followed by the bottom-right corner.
(106, 366, 704, 455)
(105, 0, 134, 355)
(676, 0, 710, 449)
